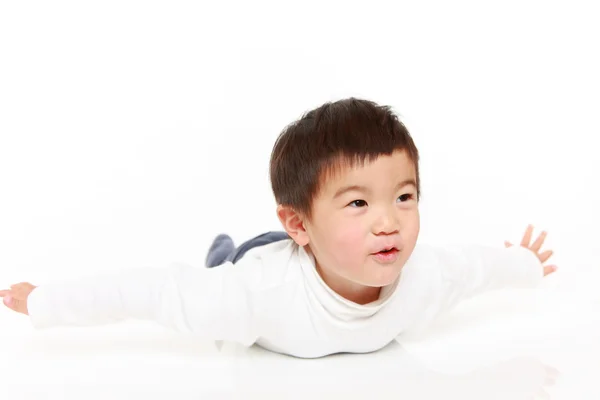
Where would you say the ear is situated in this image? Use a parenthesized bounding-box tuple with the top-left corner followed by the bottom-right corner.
(276, 204, 310, 246)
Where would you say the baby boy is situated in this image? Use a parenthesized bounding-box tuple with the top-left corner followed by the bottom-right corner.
(1, 98, 556, 358)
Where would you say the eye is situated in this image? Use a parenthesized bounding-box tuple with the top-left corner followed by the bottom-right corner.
(348, 199, 368, 208)
(397, 193, 414, 202)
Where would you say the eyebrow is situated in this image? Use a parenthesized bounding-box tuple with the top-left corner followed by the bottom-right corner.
(332, 178, 417, 199)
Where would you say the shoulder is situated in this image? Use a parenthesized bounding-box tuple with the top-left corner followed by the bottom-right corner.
(226, 238, 304, 291)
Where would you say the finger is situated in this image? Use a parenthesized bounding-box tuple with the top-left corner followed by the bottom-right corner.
(3, 295, 27, 314)
(504, 241, 513, 248)
(15, 298, 28, 314)
(2, 294, 13, 308)
(543, 265, 557, 276)
(531, 230, 547, 252)
(0, 289, 10, 297)
(10, 283, 26, 289)
(13, 283, 34, 294)
(521, 224, 534, 247)
(11, 298, 23, 313)
(11, 285, 28, 298)
(539, 250, 554, 263)
(4, 296, 25, 314)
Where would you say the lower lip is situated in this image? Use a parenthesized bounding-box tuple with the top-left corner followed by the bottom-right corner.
(372, 249, 399, 263)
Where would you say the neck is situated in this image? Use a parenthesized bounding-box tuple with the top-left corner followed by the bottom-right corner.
(315, 263, 382, 305)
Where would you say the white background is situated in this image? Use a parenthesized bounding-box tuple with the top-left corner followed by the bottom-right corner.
(0, 1, 599, 398)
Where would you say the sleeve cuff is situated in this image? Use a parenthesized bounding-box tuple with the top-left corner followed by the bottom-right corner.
(27, 285, 53, 329)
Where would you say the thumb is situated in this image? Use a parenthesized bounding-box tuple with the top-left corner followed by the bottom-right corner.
(3, 294, 13, 307)
(504, 241, 513, 248)
(2, 293, 25, 314)
(3, 294, 16, 311)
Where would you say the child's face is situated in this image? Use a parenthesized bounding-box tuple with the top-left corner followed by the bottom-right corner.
(304, 149, 420, 290)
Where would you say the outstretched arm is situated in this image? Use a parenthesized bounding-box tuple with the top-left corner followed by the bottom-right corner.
(0, 261, 260, 346)
(415, 224, 557, 322)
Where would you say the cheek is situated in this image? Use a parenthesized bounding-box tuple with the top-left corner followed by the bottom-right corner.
(403, 210, 421, 247)
(331, 218, 367, 252)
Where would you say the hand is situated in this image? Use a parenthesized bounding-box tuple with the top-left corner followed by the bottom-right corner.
(505, 224, 557, 277)
(0, 282, 37, 315)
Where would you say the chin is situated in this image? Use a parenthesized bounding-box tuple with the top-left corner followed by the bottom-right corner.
(366, 269, 402, 287)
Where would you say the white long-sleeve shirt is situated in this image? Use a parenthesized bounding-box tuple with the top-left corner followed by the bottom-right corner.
(26, 240, 543, 358)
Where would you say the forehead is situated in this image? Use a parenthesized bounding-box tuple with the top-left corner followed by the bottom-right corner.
(319, 150, 416, 193)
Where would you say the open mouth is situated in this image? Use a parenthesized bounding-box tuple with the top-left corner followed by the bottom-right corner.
(372, 246, 400, 263)
(376, 247, 397, 254)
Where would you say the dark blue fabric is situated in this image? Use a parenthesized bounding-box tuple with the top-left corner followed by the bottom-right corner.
(205, 231, 290, 268)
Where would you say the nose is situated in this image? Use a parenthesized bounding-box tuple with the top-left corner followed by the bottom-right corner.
(372, 206, 401, 235)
